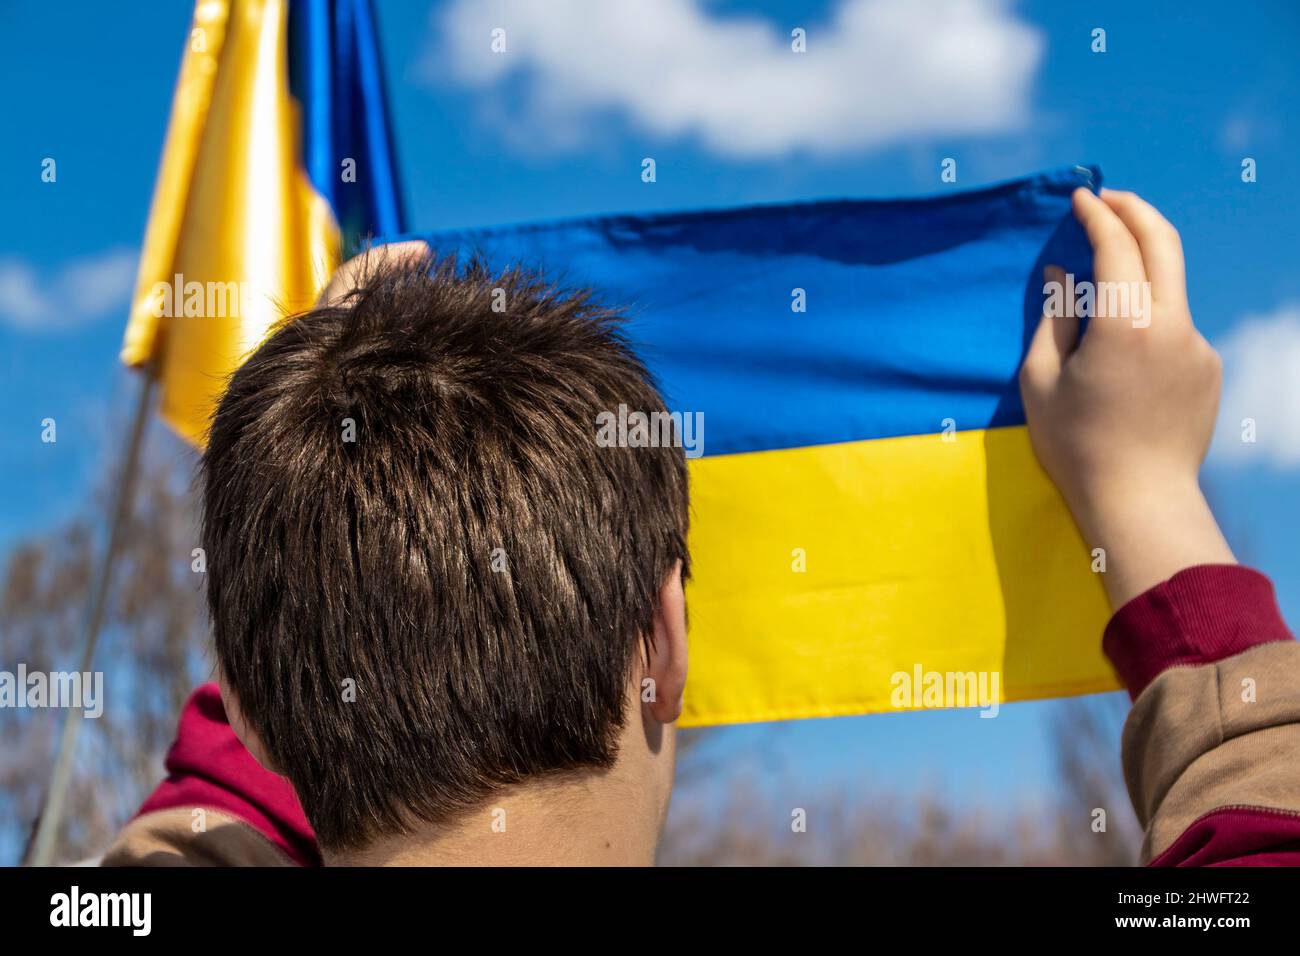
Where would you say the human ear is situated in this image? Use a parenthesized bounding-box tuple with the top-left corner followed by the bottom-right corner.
(644, 561, 688, 724)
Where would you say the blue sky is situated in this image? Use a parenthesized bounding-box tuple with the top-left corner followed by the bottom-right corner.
(3, 0, 1299, 822)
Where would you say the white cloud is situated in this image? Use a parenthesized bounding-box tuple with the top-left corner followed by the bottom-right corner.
(1212, 305, 1300, 468)
(1218, 113, 1254, 153)
(0, 248, 137, 332)
(429, 0, 1043, 159)
(1217, 106, 1281, 155)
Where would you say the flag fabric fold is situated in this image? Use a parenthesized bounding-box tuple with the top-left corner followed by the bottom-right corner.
(413, 165, 1116, 726)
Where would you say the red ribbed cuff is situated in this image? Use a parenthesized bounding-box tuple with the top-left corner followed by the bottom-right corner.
(1150, 807, 1300, 867)
(1103, 564, 1294, 699)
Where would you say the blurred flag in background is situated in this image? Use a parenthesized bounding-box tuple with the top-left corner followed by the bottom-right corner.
(120, 0, 403, 445)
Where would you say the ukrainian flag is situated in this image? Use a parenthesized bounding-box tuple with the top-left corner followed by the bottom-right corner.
(121, 1, 1112, 725)
(120, 0, 403, 444)
(417, 166, 1117, 726)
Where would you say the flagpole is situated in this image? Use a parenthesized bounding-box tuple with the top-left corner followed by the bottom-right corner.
(27, 368, 156, 867)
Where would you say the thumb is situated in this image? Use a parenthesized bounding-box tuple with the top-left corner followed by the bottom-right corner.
(318, 239, 432, 307)
(1020, 265, 1081, 390)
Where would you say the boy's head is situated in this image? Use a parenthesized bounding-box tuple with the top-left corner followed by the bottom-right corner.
(202, 247, 690, 854)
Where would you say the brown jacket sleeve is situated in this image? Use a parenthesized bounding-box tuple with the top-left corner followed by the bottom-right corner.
(1104, 564, 1300, 865)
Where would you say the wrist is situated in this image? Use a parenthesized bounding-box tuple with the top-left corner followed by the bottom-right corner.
(1068, 473, 1236, 609)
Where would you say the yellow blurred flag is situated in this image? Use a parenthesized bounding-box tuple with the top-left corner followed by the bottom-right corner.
(121, 0, 403, 445)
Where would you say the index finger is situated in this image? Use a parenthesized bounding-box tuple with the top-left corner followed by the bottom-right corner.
(1071, 187, 1147, 289)
(1099, 189, 1188, 311)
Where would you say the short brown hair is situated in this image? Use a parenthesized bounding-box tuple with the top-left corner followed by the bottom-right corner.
(202, 253, 690, 850)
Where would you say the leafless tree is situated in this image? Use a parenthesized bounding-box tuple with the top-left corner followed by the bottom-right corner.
(658, 697, 1141, 866)
(1, 427, 208, 864)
